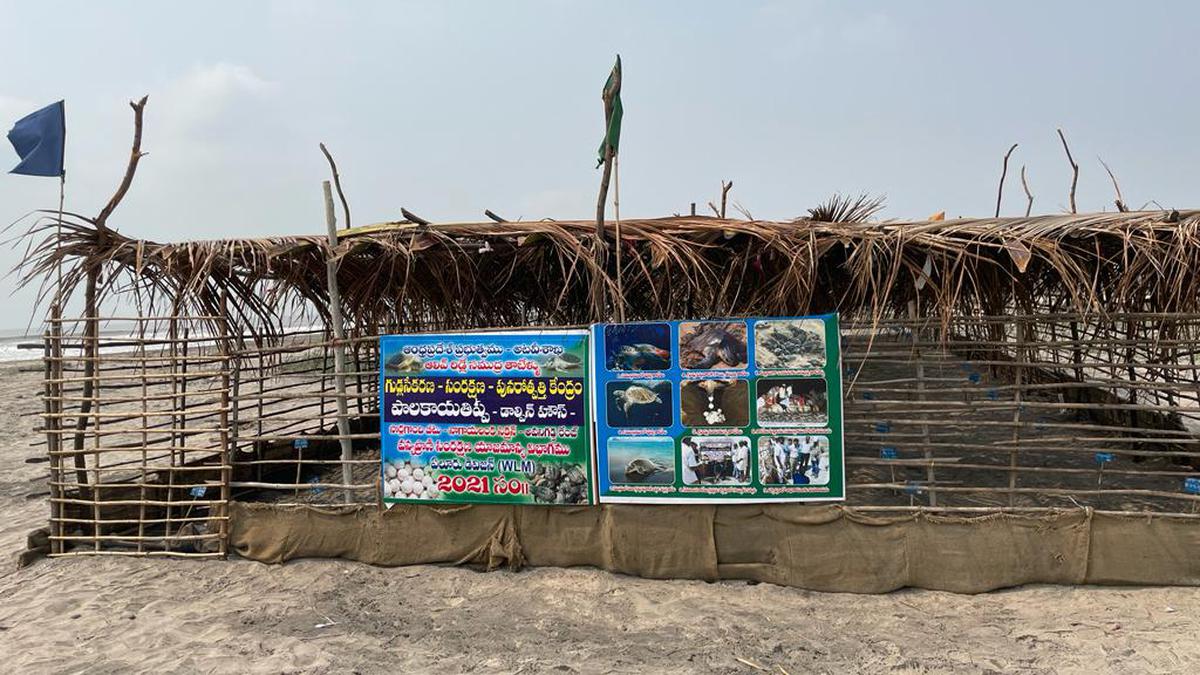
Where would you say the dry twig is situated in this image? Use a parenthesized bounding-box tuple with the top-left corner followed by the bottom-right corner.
(1098, 157, 1128, 212)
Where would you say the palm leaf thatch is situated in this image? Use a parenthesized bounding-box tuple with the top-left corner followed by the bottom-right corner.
(12, 209, 1200, 341)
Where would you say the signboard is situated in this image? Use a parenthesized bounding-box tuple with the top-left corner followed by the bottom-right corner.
(379, 330, 594, 505)
(591, 314, 844, 503)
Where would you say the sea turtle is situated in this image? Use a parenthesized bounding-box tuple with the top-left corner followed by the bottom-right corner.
(385, 352, 424, 373)
(613, 384, 662, 415)
(542, 353, 583, 372)
(624, 457, 669, 483)
(612, 343, 670, 370)
(684, 323, 747, 369)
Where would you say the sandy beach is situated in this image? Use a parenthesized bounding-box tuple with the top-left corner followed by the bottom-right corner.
(0, 362, 1198, 674)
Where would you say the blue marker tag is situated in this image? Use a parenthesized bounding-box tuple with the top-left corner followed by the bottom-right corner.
(862, 391, 877, 401)
(294, 438, 309, 449)
(880, 447, 897, 459)
(904, 481, 920, 495)
(1184, 477, 1200, 495)
(968, 372, 982, 384)
(1094, 452, 1115, 464)
(189, 486, 207, 498)
(308, 475, 323, 494)
(875, 422, 891, 434)
(986, 389, 999, 401)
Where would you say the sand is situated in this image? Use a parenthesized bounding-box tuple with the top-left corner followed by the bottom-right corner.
(1, 363, 1199, 674)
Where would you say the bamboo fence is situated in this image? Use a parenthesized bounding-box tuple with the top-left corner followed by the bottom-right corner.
(22, 210, 1200, 557)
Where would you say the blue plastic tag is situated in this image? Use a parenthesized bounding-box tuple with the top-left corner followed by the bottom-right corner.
(875, 422, 891, 434)
(294, 438, 309, 449)
(986, 389, 999, 401)
(968, 372, 982, 384)
(1184, 477, 1200, 495)
(308, 475, 323, 494)
(1094, 452, 1115, 464)
(861, 391, 877, 401)
(880, 447, 897, 459)
(189, 486, 207, 498)
(904, 481, 920, 495)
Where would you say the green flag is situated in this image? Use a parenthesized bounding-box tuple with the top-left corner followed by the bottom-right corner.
(597, 55, 622, 168)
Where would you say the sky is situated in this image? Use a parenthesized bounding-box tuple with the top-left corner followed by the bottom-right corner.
(1, 1, 1197, 329)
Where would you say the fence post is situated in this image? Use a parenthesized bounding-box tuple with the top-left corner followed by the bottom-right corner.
(323, 180, 355, 503)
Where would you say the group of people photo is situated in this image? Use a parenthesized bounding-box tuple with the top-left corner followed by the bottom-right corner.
(681, 436, 751, 485)
(758, 435, 829, 486)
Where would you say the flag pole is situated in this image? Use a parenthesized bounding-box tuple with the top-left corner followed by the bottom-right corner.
(54, 100, 66, 319)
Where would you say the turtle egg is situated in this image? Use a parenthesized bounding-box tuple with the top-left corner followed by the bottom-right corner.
(422, 475, 434, 488)
(385, 465, 397, 479)
(400, 479, 415, 494)
(413, 481, 426, 494)
(398, 467, 411, 479)
(412, 468, 425, 480)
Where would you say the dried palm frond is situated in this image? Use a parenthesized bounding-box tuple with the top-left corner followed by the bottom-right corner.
(10, 209, 1200, 345)
(805, 193, 886, 223)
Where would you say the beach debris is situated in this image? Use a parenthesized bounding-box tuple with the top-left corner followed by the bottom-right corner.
(525, 462, 588, 504)
(385, 352, 424, 374)
(382, 460, 441, 500)
(682, 322, 747, 369)
(613, 384, 662, 415)
(623, 457, 669, 482)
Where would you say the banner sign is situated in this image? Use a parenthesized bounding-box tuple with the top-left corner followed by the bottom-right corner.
(379, 330, 594, 505)
(590, 314, 844, 503)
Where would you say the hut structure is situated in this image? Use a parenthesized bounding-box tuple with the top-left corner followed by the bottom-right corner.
(16, 204, 1200, 591)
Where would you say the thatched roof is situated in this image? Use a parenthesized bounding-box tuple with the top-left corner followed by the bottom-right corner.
(16, 209, 1200, 336)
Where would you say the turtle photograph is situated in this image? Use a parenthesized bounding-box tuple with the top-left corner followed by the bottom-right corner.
(384, 351, 425, 375)
(604, 323, 672, 371)
(755, 378, 829, 426)
(680, 378, 749, 427)
(606, 437, 675, 485)
(754, 319, 826, 370)
(681, 436, 751, 485)
(679, 321, 749, 370)
(606, 379, 673, 427)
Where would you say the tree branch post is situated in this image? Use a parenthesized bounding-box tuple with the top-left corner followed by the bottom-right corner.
(995, 143, 1018, 217)
(1020, 165, 1034, 217)
(319, 142, 353, 229)
(1056, 128, 1079, 214)
(72, 95, 150, 503)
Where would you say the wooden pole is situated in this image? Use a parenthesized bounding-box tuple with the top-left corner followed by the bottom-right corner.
(593, 146, 613, 321)
(908, 300, 937, 506)
(323, 181, 355, 503)
(613, 152, 625, 322)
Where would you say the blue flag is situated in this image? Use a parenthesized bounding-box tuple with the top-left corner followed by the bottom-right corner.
(7, 100, 65, 177)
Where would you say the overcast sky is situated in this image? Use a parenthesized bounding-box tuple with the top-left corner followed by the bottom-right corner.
(1, 1, 1197, 329)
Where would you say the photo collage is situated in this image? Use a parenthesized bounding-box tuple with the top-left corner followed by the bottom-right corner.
(591, 314, 844, 503)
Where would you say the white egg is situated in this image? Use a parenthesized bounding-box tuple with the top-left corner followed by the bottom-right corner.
(385, 465, 397, 479)
(398, 467, 411, 479)
(400, 479, 415, 494)
(413, 481, 426, 495)
(382, 481, 394, 497)
(422, 475, 434, 488)
(413, 468, 425, 480)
